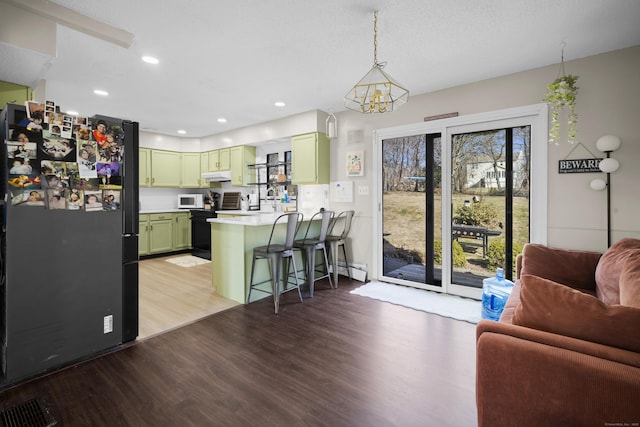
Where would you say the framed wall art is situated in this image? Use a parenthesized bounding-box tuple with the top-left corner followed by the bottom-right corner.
(346, 150, 363, 177)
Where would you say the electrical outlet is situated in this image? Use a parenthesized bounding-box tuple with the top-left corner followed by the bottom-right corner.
(103, 315, 113, 334)
(358, 185, 369, 196)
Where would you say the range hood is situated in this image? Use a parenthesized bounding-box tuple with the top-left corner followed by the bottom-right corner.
(201, 170, 232, 182)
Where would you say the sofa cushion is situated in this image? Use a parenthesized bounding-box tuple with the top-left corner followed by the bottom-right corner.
(595, 238, 640, 304)
(620, 251, 640, 308)
(520, 243, 600, 290)
(513, 274, 640, 353)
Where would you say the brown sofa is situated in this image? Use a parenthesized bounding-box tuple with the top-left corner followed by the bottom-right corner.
(476, 240, 640, 427)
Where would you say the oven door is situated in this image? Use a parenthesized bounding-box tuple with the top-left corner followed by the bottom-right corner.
(190, 210, 215, 259)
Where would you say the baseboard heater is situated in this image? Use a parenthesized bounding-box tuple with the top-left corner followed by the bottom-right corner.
(330, 261, 367, 282)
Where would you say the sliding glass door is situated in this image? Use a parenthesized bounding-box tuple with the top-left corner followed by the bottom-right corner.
(376, 105, 547, 298)
(450, 126, 530, 288)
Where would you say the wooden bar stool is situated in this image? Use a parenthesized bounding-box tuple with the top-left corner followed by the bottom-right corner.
(247, 212, 304, 314)
(326, 210, 354, 287)
(293, 210, 334, 297)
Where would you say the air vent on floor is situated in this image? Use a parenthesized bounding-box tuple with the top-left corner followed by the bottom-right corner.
(0, 396, 57, 427)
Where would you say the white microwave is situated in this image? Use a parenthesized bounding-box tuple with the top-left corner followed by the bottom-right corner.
(178, 193, 204, 209)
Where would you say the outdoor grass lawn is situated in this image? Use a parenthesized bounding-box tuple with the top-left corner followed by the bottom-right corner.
(383, 191, 529, 275)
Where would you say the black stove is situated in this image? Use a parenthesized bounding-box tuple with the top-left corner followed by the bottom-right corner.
(189, 209, 217, 260)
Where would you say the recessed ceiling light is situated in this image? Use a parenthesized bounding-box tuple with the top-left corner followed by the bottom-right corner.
(94, 89, 109, 96)
(142, 56, 159, 65)
(274, 101, 286, 107)
(177, 129, 187, 134)
(217, 118, 227, 123)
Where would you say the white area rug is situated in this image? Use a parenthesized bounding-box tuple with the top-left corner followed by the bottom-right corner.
(350, 281, 482, 324)
(165, 255, 211, 268)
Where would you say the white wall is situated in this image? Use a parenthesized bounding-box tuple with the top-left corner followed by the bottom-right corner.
(330, 45, 640, 270)
(139, 131, 201, 152)
(200, 110, 328, 150)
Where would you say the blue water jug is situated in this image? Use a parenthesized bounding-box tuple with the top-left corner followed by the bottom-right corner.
(481, 268, 514, 321)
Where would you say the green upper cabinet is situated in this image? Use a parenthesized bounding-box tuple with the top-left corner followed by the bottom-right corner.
(200, 152, 210, 188)
(0, 82, 33, 108)
(180, 152, 201, 188)
(208, 150, 219, 172)
(151, 150, 181, 187)
(139, 148, 152, 187)
(219, 148, 231, 171)
(208, 148, 230, 172)
(230, 145, 256, 186)
(291, 132, 329, 184)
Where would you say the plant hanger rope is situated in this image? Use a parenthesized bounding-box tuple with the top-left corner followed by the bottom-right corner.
(557, 41, 567, 78)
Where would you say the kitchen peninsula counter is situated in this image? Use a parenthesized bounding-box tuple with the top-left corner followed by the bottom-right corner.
(208, 212, 320, 304)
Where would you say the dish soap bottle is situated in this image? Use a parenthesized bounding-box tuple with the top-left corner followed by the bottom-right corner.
(481, 268, 514, 321)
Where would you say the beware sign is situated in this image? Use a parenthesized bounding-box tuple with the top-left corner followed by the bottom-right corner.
(558, 158, 603, 174)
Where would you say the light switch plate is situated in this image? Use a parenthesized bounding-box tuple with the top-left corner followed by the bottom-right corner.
(358, 185, 369, 195)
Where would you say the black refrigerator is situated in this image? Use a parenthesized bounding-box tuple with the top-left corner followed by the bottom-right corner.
(0, 103, 139, 385)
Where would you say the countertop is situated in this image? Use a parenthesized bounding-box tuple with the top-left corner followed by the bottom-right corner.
(208, 213, 281, 226)
(208, 211, 319, 226)
(215, 210, 265, 216)
(140, 209, 187, 214)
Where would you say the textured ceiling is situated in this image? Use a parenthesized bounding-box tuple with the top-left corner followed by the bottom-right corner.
(5, 0, 640, 138)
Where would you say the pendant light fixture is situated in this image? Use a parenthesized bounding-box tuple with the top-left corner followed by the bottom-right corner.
(344, 11, 409, 114)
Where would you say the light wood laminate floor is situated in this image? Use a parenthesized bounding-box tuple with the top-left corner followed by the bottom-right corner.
(138, 254, 239, 339)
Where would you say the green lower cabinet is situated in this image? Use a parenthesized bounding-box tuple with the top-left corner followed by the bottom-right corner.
(173, 212, 191, 250)
(139, 214, 150, 256)
(139, 212, 192, 256)
(148, 213, 174, 254)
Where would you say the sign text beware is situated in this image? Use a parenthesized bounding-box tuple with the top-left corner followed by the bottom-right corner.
(558, 158, 603, 174)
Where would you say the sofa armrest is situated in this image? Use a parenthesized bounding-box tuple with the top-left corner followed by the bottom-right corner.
(476, 320, 640, 427)
(520, 243, 601, 291)
(477, 320, 640, 367)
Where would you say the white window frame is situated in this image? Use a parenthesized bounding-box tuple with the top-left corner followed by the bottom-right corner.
(373, 103, 548, 299)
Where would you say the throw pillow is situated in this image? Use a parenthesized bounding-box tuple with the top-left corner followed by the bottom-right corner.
(620, 251, 640, 308)
(520, 243, 600, 290)
(513, 274, 640, 353)
(595, 238, 640, 304)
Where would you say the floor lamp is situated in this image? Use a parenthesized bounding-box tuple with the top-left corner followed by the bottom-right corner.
(590, 135, 622, 247)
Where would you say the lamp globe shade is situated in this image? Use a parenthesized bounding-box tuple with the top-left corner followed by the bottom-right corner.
(596, 135, 621, 153)
(590, 178, 607, 191)
(599, 158, 620, 173)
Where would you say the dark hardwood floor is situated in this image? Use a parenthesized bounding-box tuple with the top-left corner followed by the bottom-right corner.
(0, 279, 478, 427)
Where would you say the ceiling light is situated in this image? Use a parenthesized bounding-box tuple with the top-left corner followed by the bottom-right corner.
(274, 101, 286, 107)
(177, 130, 186, 135)
(66, 110, 79, 116)
(94, 89, 109, 96)
(344, 10, 409, 113)
(217, 118, 227, 123)
(142, 56, 159, 65)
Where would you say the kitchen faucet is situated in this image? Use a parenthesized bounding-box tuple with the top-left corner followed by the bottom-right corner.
(266, 185, 278, 211)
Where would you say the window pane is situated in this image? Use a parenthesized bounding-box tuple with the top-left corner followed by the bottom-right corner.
(451, 126, 530, 285)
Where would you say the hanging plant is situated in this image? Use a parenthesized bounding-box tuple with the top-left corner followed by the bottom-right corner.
(544, 74, 579, 144)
